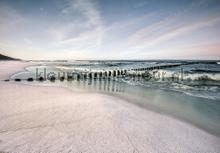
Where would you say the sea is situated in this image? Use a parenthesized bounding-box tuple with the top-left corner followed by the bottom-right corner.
(11, 60, 220, 136)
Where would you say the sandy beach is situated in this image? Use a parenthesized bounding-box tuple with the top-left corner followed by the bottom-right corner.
(0, 61, 220, 153)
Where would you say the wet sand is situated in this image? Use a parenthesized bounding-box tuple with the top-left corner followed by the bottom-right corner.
(0, 61, 219, 153)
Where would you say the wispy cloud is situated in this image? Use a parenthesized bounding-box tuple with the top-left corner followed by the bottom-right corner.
(0, 0, 219, 60)
(150, 43, 220, 59)
(54, 0, 104, 47)
(128, 15, 220, 49)
(0, 0, 105, 59)
(126, 0, 220, 52)
(0, 5, 25, 33)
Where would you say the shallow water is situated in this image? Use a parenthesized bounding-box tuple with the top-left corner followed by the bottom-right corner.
(10, 60, 220, 136)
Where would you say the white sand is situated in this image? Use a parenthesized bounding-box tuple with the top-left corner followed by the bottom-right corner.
(0, 61, 219, 153)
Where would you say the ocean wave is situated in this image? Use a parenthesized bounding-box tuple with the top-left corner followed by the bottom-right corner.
(148, 69, 220, 81)
(185, 74, 220, 81)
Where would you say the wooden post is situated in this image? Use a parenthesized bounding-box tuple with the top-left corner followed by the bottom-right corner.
(38, 77, 44, 81)
(113, 70, 116, 77)
(60, 76, 65, 81)
(77, 74, 80, 81)
(15, 78, 21, 82)
(104, 71, 107, 78)
(137, 73, 141, 81)
(121, 70, 123, 75)
(94, 72, 97, 79)
(83, 73, 87, 80)
(89, 73, 92, 79)
(108, 71, 111, 77)
(117, 70, 120, 76)
(27, 78, 34, 82)
(49, 76, 56, 82)
(99, 72, 102, 79)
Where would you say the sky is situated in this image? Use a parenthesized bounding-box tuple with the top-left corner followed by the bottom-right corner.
(0, 0, 220, 60)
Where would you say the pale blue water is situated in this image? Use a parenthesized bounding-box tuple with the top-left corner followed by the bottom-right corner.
(11, 60, 220, 136)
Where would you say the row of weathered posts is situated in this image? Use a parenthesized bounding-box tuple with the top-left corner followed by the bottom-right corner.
(6, 62, 205, 82)
(6, 69, 129, 82)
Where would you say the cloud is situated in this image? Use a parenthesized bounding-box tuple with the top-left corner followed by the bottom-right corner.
(0, 0, 220, 60)
(0, 5, 25, 33)
(133, 1, 148, 8)
(0, 0, 105, 59)
(54, 0, 104, 47)
(127, 0, 220, 50)
(152, 43, 220, 60)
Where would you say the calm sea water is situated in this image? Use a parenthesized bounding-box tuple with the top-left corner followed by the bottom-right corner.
(11, 60, 220, 136)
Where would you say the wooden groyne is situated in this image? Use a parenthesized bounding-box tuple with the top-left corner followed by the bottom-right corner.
(5, 61, 212, 82)
(131, 63, 191, 71)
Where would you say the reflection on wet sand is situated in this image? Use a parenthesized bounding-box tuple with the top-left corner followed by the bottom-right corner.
(72, 78, 125, 93)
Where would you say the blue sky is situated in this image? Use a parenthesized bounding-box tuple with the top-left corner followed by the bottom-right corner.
(0, 0, 220, 60)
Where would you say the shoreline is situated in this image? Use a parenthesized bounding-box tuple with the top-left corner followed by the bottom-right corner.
(3, 61, 220, 136)
(0, 61, 220, 153)
(12, 63, 220, 137)
(13, 79, 220, 137)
